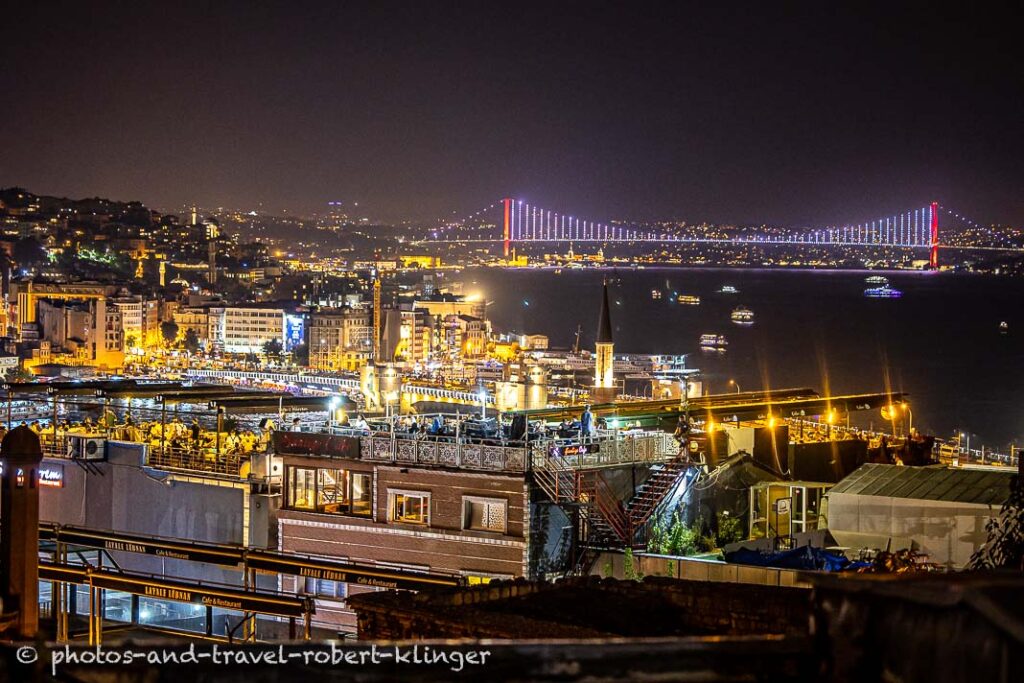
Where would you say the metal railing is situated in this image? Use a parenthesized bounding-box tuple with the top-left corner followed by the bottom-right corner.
(146, 444, 246, 477)
(38, 432, 250, 477)
(529, 430, 678, 470)
(273, 421, 678, 474)
(360, 431, 530, 472)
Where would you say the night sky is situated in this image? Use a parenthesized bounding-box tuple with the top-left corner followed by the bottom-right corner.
(2, 2, 1021, 225)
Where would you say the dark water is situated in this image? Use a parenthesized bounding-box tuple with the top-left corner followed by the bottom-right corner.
(461, 267, 1024, 450)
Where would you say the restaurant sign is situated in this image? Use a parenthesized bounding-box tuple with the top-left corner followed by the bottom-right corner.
(47, 526, 243, 567)
(273, 432, 361, 459)
(246, 551, 463, 591)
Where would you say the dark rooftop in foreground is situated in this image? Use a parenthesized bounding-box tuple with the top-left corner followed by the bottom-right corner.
(347, 576, 810, 641)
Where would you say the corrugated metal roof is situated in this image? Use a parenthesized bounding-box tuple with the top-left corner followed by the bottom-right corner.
(830, 464, 1013, 506)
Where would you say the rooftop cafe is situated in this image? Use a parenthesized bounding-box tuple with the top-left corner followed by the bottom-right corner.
(1, 379, 939, 479)
(0, 379, 684, 477)
(0, 379, 356, 477)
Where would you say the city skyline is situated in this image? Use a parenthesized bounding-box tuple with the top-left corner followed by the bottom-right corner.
(1, 2, 1022, 225)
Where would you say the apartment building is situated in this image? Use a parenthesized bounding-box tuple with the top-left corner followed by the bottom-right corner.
(308, 308, 373, 371)
(208, 306, 286, 354)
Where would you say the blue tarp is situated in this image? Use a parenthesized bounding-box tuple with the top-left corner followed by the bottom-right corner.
(724, 544, 865, 572)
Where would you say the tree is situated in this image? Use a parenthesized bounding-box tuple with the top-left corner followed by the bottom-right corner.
(124, 333, 138, 350)
(4, 366, 34, 383)
(182, 328, 201, 354)
(291, 342, 309, 367)
(160, 321, 179, 347)
(263, 339, 284, 359)
(12, 237, 47, 267)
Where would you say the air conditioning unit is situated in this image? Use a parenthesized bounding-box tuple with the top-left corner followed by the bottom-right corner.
(68, 434, 107, 461)
(249, 454, 283, 481)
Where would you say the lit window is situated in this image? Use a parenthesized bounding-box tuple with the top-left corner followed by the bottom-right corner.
(463, 497, 507, 533)
(287, 467, 316, 510)
(303, 578, 347, 600)
(390, 491, 430, 525)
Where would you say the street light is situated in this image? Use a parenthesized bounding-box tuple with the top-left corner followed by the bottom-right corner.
(901, 402, 913, 435)
(729, 379, 741, 393)
(329, 396, 340, 430)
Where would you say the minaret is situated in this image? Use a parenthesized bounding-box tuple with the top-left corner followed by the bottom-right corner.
(372, 274, 382, 363)
(593, 280, 616, 402)
(207, 240, 217, 285)
(159, 260, 166, 287)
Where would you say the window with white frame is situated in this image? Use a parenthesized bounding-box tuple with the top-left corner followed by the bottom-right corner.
(389, 490, 430, 525)
(303, 578, 347, 601)
(463, 496, 507, 533)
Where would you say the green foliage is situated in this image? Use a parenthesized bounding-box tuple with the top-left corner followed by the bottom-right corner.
(263, 339, 284, 358)
(4, 366, 34, 382)
(291, 342, 309, 367)
(602, 560, 614, 579)
(648, 510, 697, 556)
(124, 333, 138, 349)
(182, 328, 201, 354)
(623, 547, 644, 581)
(715, 511, 744, 547)
(648, 510, 740, 556)
(160, 320, 179, 346)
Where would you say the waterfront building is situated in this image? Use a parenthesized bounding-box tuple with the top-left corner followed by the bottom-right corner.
(308, 308, 373, 371)
(110, 295, 160, 349)
(411, 293, 486, 320)
(518, 333, 549, 350)
(172, 306, 210, 347)
(208, 305, 286, 354)
(34, 298, 124, 368)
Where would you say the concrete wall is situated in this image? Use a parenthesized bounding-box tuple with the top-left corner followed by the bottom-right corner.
(826, 492, 996, 569)
(591, 551, 811, 588)
(38, 441, 253, 585)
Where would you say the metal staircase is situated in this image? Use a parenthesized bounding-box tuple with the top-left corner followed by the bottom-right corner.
(627, 460, 690, 529)
(533, 449, 690, 551)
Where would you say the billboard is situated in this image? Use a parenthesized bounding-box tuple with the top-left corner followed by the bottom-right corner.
(285, 314, 305, 351)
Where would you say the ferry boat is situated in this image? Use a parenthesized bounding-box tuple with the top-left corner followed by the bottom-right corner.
(865, 275, 889, 285)
(677, 294, 701, 305)
(863, 285, 902, 298)
(699, 334, 728, 351)
(719, 285, 739, 294)
(651, 289, 662, 300)
(731, 307, 755, 325)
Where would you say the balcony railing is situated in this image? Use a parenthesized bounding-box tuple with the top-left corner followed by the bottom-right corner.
(39, 432, 249, 478)
(272, 427, 679, 474)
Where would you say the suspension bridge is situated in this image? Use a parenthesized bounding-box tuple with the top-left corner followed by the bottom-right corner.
(423, 199, 1022, 269)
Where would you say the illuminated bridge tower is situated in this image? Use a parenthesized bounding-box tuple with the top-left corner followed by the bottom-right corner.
(502, 197, 512, 259)
(929, 200, 939, 270)
(593, 281, 616, 402)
